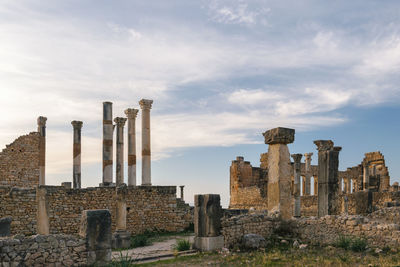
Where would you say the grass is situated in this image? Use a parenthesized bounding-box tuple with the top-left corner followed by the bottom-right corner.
(334, 235, 368, 252)
(173, 239, 191, 251)
(129, 228, 194, 249)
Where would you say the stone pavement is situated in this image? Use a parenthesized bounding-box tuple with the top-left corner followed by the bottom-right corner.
(112, 234, 195, 262)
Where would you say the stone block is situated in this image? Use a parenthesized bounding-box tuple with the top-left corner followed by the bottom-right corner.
(61, 182, 72, 189)
(112, 230, 131, 249)
(193, 236, 224, 251)
(0, 217, 12, 237)
(79, 209, 111, 265)
(263, 127, 295, 145)
(194, 194, 222, 237)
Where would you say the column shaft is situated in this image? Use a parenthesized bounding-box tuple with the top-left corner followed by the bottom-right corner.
(363, 165, 369, 191)
(103, 102, 113, 185)
(139, 99, 153, 186)
(72, 121, 83, 189)
(37, 116, 47, 185)
(114, 117, 127, 186)
(292, 154, 302, 218)
(125, 109, 139, 186)
(304, 153, 313, 196)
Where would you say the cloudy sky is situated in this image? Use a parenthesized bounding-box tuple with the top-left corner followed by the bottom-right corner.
(1, 0, 400, 207)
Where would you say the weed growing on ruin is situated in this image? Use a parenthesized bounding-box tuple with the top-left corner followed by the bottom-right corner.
(174, 239, 191, 251)
(335, 235, 352, 250)
(108, 251, 136, 267)
(350, 237, 368, 252)
(130, 234, 149, 248)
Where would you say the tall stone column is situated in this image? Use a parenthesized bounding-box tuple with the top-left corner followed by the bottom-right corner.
(180, 185, 185, 200)
(314, 140, 341, 217)
(263, 127, 295, 219)
(363, 164, 369, 191)
(304, 153, 313, 196)
(114, 117, 127, 186)
(292, 154, 302, 217)
(139, 99, 153, 186)
(102, 102, 114, 186)
(71, 121, 83, 189)
(37, 116, 47, 185)
(124, 108, 139, 186)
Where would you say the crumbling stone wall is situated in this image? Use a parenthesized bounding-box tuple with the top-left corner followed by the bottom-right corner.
(0, 234, 87, 266)
(300, 195, 317, 217)
(0, 185, 192, 236)
(0, 187, 37, 235)
(0, 132, 40, 187)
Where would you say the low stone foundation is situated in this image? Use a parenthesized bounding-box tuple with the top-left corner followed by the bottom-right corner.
(0, 234, 87, 266)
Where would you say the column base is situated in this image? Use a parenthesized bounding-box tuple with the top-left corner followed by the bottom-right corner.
(112, 230, 131, 249)
(99, 182, 116, 187)
(193, 236, 224, 251)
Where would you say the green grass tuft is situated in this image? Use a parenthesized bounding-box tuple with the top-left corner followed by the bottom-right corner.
(174, 239, 191, 251)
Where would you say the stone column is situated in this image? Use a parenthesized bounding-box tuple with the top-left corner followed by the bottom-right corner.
(37, 116, 47, 185)
(343, 178, 348, 194)
(193, 194, 224, 251)
(180, 185, 184, 200)
(314, 140, 341, 217)
(302, 177, 306, 196)
(263, 127, 295, 219)
(304, 153, 313, 196)
(139, 99, 153, 186)
(102, 102, 114, 186)
(363, 164, 369, 191)
(36, 187, 49, 235)
(292, 154, 302, 217)
(114, 117, 127, 186)
(71, 121, 83, 189)
(314, 177, 318, 195)
(113, 186, 130, 249)
(124, 108, 139, 186)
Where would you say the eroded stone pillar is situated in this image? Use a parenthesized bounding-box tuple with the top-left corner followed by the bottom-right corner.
(102, 102, 113, 186)
(180, 185, 185, 200)
(37, 116, 47, 185)
(263, 127, 295, 219)
(363, 164, 369, 191)
(114, 117, 127, 186)
(193, 194, 224, 251)
(71, 121, 83, 189)
(139, 99, 153, 186)
(292, 154, 302, 217)
(304, 153, 313, 195)
(314, 140, 341, 217)
(124, 108, 139, 186)
(36, 186, 49, 235)
(113, 186, 130, 249)
(80, 209, 111, 265)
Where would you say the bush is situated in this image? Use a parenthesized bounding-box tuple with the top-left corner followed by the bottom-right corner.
(350, 237, 367, 252)
(335, 235, 352, 250)
(174, 239, 191, 251)
(130, 234, 148, 248)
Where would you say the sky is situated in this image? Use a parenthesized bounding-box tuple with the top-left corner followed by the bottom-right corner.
(0, 0, 400, 207)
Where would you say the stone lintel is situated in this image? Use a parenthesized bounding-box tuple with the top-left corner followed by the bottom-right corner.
(139, 99, 153, 110)
(114, 117, 127, 127)
(314, 140, 334, 151)
(124, 108, 139, 119)
(71, 120, 83, 129)
(263, 127, 295, 145)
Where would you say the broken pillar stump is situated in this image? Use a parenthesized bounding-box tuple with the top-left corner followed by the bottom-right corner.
(193, 194, 224, 251)
(80, 209, 111, 266)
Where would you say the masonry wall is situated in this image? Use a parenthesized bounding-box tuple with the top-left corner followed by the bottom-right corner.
(0, 185, 192, 236)
(0, 234, 87, 266)
(0, 132, 40, 187)
(0, 187, 37, 235)
(229, 186, 268, 210)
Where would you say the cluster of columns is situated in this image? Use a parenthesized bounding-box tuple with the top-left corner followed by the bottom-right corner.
(100, 99, 153, 187)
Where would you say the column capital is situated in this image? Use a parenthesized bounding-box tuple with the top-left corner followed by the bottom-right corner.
(37, 116, 47, 127)
(313, 140, 334, 151)
(71, 120, 83, 129)
(263, 127, 295, 145)
(139, 99, 153, 110)
(291, 153, 303, 163)
(124, 108, 139, 119)
(304, 152, 313, 160)
(114, 117, 127, 127)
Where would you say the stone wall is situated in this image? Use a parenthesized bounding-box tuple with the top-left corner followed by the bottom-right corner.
(0, 132, 39, 187)
(229, 186, 268, 210)
(0, 234, 87, 266)
(0, 185, 192, 236)
(300, 195, 317, 217)
(0, 187, 37, 235)
(221, 213, 279, 248)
